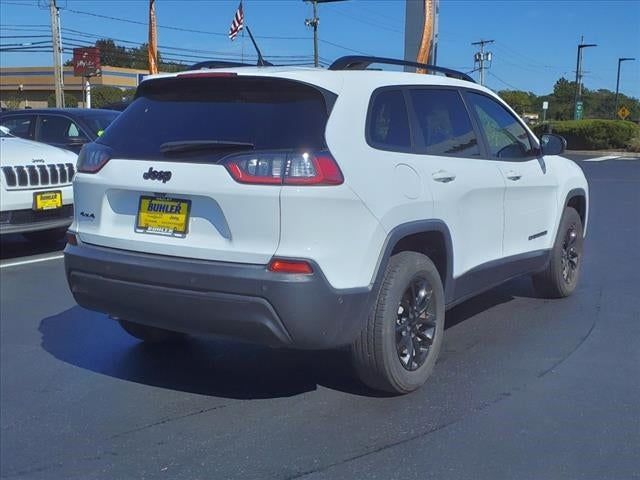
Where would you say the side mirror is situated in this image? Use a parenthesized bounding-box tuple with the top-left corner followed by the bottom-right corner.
(540, 133, 566, 156)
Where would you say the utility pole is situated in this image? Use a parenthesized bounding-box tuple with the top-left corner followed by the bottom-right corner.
(304, 0, 345, 68)
(49, 0, 64, 107)
(307, 1, 319, 67)
(614, 57, 635, 117)
(573, 36, 596, 120)
(472, 39, 493, 86)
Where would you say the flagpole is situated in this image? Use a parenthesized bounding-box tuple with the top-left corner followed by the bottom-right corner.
(241, 0, 244, 63)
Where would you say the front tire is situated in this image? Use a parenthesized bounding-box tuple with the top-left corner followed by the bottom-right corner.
(533, 206, 583, 298)
(351, 251, 445, 394)
(117, 319, 185, 343)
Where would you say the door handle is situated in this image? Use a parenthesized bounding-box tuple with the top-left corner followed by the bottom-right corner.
(505, 170, 522, 181)
(432, 170, 456, 183)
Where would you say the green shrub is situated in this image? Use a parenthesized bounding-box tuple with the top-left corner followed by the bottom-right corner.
(47, 93, 79, 108)
(532, 119, 640, 150)
(626, 132, 640, 153)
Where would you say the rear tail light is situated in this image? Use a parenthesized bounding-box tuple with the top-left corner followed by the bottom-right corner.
(268, 258, 314, 274)
(223, 151, 343, 186)
(77, 143, 112, 173)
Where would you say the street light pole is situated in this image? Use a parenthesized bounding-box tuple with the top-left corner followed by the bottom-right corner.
(573, 38, 596, 120)
(614, 57, 635, 117)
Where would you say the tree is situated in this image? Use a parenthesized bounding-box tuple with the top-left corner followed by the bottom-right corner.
(549, 77, 578, 120)
(95, 39, 129, 68)
(90, 86, 134, 108)
(2, 95, 22, 110)
(498, 90, 535, 114)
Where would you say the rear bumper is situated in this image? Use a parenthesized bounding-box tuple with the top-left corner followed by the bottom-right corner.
(64, 243, 372, 349)
(0, 205, 73, 235)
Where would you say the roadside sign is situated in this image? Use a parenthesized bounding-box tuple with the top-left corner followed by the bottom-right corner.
(618, 105, 630, 120)
(73, 47, 101, 77)
(542, 101, 549, 110)
(574, 101, 583, 120)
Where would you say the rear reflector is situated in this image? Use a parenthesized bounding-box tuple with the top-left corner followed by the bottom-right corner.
(268, 259, 314, 275)
(66, 231, 78, 246)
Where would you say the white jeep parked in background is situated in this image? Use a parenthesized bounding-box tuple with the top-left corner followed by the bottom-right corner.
(1, 126, 76, 242)
(64, 56, 588, 394)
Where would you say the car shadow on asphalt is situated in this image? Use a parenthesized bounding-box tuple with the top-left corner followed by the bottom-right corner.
(0, 234, 65, 260)
(38, 276, 535, 400)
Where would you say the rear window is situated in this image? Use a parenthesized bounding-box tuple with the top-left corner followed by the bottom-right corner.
(81, 112, 118, 136)
(98, 76, 333, 160)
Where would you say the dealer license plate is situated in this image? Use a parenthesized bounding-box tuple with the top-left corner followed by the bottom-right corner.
(33, 190, 62, 211)
(135, 195, 191, 237)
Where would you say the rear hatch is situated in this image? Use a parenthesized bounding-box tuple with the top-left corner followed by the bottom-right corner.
(74, 73, 334, 264)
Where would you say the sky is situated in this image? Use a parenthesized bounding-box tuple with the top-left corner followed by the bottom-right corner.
(1, 0, 639, 98)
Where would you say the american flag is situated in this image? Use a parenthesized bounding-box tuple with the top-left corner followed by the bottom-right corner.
(228, 1, 244, 41)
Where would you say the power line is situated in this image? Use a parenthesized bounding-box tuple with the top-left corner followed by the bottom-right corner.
(63, 7, 310, 41)
(488, 71, 520, 90)
(332, 7, 402, 34)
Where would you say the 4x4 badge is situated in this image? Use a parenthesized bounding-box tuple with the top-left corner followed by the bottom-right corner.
(143, 167, 172, 183)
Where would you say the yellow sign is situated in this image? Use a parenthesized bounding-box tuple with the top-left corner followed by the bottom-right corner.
(33, 191, 62, 210)
(136, 196, 191, 237)
(618, 105, 630, 120)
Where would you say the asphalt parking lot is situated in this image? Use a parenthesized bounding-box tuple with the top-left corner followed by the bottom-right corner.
(1, 153, 639, 480)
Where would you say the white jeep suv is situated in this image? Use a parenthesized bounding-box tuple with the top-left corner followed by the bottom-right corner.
(1, 127, 76, 241)
(64, 56, 588, 394)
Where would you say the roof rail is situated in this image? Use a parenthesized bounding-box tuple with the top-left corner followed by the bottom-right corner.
(328, 56, 475, 83)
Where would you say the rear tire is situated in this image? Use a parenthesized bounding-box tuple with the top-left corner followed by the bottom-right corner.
(23, 227, 67, 244)
(117, 319, 185, 343)
(532, 207, 583, 298)
(351, 251, 445, 394)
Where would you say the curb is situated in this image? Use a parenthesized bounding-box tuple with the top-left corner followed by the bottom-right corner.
(566, 150, 638, 157)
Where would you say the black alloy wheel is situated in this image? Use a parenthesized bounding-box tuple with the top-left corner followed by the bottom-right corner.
(396, 276, 437, 371)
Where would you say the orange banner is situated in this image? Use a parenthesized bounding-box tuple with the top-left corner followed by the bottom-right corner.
(416, 0, 435, 72)
(148, 0, 159, 74)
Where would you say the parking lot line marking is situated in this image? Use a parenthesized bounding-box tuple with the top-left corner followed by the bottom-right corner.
(0, 254, 64, 269)
(583, 155, 623, 162)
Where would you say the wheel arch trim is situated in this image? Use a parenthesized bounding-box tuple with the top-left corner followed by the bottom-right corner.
(564, 187, 588, 235)
(369, 219, 455, 303)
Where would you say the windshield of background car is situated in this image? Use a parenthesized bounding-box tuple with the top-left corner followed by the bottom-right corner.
(97, 76, 334, 160)
(81, 112, 119, 136)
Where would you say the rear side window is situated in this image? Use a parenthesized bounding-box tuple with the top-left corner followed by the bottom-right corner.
(410, 89, 480, 157)
(1, 115, 35, 140)
(98, 76, 333, 160)
(39, 115, 88, 143)
(367, 89, 411, 150)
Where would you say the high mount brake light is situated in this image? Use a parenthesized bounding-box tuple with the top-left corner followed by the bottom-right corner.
(77, 143, 112, 173)
(223, 151, 343, 186)
(177, 72, 238, 79)
(268, 258, 314, 274)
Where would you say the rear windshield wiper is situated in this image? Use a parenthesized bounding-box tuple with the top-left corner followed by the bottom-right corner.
(160, 140, 255, 154)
